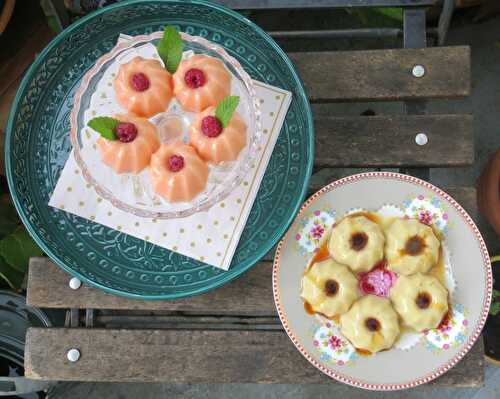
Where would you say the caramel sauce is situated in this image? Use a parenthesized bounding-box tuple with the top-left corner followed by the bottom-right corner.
(416, 292, 431, 309)
(350, 232, 368, 251)
(365, 317, 381, 332)
(405, 235, 426, 256)
(324, 279, 339, 296)
(356, 348, 372, 356)
(303, 300, 342, 323)
(310, 243, 330, 265)
(304, 301, 315, 315)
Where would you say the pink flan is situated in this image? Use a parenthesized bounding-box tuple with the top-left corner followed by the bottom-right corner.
(114, 57, 173, 117)
(173, 55, 231, 113)
(149, 143, 209, 203)
(97, 114, 160, 174)
(189, 106, 247, 164)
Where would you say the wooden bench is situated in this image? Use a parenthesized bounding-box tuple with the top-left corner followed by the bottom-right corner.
(23, 0, 481, 388)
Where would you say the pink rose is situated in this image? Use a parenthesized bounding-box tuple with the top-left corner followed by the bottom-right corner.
(358, 267, 397, 297)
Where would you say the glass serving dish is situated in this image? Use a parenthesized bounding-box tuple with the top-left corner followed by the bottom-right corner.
(71, 31, 262, 219)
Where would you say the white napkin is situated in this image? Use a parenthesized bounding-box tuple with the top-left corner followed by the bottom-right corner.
(49, 36, 291, 270)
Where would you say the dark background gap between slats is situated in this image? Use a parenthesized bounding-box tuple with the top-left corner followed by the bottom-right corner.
(27, 187, 476, 313)
(24, 327, 483, 386)
(218, 0, 438, 9)
(289, 46, 470, 102)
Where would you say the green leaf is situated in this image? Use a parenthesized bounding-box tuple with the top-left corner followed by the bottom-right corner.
(490, 301, 500, 316)
(490, 289, 500, 316)
(215, 96, 240, 128)
(0, 194, 20, 237)
(88, 117, 119, 140)
(13, 226, 43, 258)
(157, 26, 183, 74)
(373, 7, 403, 22)
(0, 227, 42, 273)
(0, 255, 24, 291)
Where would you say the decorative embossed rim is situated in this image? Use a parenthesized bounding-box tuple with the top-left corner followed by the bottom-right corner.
(71, 31, 262, 219)
(5, 0, 314, 300)
(272, 172, 492, 390)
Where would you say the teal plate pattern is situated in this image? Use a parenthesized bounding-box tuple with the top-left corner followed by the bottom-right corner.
(5, 0, 314, 299)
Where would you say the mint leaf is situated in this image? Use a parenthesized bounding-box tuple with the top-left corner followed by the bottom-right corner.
(157, 26, 183, 74)
(88, 117, 118, 140)
(215, 96, 240, 128)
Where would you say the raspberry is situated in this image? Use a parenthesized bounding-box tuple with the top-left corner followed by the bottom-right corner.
(168, 155, 184, 172)
(115, 122, 138, 143)
(201, 116, 223, 138)
(184, 68, 206, 88)
(130, 73, 150, 91)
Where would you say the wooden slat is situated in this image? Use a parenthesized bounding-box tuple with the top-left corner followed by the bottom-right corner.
(25, 327, 483, 386)
(289, 46, 470, 102)
(313, 114, 474, 167)
(27, 258, 275, 315)
(27, 187, 477, 312)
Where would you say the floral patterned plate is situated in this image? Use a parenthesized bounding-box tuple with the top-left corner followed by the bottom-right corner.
(273, 172, 492, 390)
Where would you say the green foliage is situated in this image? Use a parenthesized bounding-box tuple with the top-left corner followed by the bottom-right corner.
(347, 7, 403, 28)
(0, 194, 43, 291)
(491, 289, 500, 316)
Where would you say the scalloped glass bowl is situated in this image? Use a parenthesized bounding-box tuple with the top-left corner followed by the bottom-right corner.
(71, 31, 262, 219)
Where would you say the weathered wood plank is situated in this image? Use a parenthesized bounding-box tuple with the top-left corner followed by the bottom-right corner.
(313, 114, 474, 167)
(27, 187, 477, 312)
(27, 258, 275, 314)
(25, 327, 483, 386)
(289, 46, 470, 102)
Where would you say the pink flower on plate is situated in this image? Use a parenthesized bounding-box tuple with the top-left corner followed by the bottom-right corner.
(295, 234, 301, 241)
(418, 195, 425, 200)
(310, 224, 325, 240)
(314, 210, 321, 216)
(418, 210, 433, 225)
(328, 335, 343, 350)
(358, 265, 397, 297)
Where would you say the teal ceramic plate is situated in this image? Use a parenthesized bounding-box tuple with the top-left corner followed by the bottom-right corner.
(5, 0, 313, 299)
